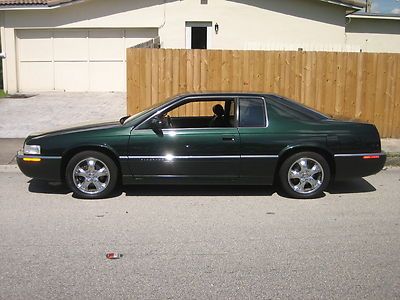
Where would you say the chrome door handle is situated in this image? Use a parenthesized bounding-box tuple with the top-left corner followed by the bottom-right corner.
(222, 137, 235, 142)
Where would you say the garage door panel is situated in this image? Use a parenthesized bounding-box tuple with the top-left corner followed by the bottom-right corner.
(54, 62, 89, 91)
(53, 30, 88, 61)
(17, 28, 159, 92)
(18, 62, 53, 91)
(17, 30, 52, 62)
(89, 29, 125, 61)
(89, 62, 125, 92)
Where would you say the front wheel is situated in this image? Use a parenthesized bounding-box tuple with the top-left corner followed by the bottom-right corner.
(66, 151, 118, 199)
(279, 152, 331, 199)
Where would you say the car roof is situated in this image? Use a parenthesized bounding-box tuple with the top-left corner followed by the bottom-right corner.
(176, 92, 268, 97)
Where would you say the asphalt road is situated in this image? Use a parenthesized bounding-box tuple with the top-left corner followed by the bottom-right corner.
(0, 168, 399, 299)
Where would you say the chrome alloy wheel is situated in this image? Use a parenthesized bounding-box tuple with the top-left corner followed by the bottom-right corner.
(287, 157, 324, 195)
(72, 158, 111, 195)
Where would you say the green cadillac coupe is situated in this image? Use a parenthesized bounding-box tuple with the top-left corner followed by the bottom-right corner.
(17, 93, 386, 199)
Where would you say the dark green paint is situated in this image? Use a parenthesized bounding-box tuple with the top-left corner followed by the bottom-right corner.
(17, 93, 386, 185)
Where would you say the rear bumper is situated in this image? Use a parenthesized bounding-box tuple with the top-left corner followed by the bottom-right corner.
(334, 152, 386, 180)
(17, 151, 62, 181)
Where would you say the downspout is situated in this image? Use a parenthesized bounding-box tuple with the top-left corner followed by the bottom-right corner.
(0, 11, 7, 92)
(159, 0, 167, 29)
(157, 0, 167, 48)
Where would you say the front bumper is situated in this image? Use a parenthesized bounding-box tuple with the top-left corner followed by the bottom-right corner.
(17, 151, 63, 181)
(334, 152, 386, 180)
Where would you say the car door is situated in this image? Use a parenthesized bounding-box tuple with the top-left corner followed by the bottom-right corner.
(127, 97, 240, 183)
(238, 96, 279, 184)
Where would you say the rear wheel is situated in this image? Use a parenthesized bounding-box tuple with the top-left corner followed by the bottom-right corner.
(66, 151, 118, 199)
(279, 152, 330, 199)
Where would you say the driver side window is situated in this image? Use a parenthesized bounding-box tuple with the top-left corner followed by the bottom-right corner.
(138, 98, 236, 130)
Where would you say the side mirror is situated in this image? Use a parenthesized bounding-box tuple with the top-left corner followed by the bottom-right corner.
(119, 115, 130, 125)
(150, 117, 163, 135)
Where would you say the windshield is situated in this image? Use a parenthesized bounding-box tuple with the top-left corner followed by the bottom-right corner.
(122, 95, 178, 125)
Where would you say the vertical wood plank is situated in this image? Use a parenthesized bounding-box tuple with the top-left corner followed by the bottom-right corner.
(200, 50, 209, 115)
(151, 49, 159, 106)
(335, 52, 346, 117)
(180, 49, 189, 117)
(325, 52, 337, 116)
(273, 51, 281, 94)
(242, 50, 250, 92)
(386, 55, 398, 137)
(374, 54, 387, 136)
(293, 51, 302, 103)
(343, 52, 357, 119)
(354, 52, 366, 120)
(389, 55, 400, 137)
(193, 49, 201, 116)
(221, 50, 232, 92)
(138, 49, 147, 113)
(232, 50, 241, 91)
(165, 49, 173, 99)
(364, 53, 378, 123)
(127, 48, 141, 115)
(264, 51, 274, 93)
(158, 49, 166, 104)
(144, 49, 152, 109)
(286, 51, 295, 100)
(315, 51, 326, 112)
(304, 52, 316, 108)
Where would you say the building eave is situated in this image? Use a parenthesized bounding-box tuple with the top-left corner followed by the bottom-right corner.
(348, 13, 400, 21)
(0, 0, 86, 10)
(319, 0, 364, 10)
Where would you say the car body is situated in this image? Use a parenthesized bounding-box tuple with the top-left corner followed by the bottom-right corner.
(17, 93, 386, 199)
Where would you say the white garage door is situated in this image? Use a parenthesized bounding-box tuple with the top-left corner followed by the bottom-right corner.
(16, 28, 158, 92)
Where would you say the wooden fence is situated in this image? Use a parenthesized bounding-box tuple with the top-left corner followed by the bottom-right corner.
(127, 48, 400, 138)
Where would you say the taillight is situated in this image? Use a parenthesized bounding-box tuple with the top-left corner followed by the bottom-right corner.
(363, 155, 380, 160)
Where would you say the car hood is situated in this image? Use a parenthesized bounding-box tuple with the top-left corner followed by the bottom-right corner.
(28, 121, 121, 139)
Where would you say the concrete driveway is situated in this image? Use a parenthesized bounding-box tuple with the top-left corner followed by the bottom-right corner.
(0, 92, 126, 138)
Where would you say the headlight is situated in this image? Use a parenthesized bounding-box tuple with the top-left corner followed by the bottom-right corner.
(24, 144, 41, 155)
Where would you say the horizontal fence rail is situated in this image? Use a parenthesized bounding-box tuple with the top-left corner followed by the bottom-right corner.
(127, 48, 400, 138)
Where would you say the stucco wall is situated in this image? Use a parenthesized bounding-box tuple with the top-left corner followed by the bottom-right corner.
(0, 0, 349, 92)
(160, 0, 347, 50)
(345, 17, 400, 53)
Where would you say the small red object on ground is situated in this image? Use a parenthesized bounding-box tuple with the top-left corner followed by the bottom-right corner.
(106, 253, 123, 259)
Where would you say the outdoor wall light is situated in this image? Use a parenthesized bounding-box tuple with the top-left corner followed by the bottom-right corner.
(215, 23, 219, 34)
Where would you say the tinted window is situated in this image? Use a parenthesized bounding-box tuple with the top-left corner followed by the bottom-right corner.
(239, 98, 266, 127)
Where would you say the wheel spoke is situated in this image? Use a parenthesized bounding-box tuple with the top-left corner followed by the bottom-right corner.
(294, 181, 307, 193)
(306, 177, 318, 189)
(298, 159, 308, 172)
(87, 159, 96, 172)
(289, 169, 301, 179)
(95, 167, 108, 178)
(75, 167, 88, 178)
(93, 180, 105, 191)
(79, 180, 91, 191)
(310, 164, 322, 176)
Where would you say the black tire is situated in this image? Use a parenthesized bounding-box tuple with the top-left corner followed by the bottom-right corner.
(65, 151, 118, 199)
(279, 152, 330, 199)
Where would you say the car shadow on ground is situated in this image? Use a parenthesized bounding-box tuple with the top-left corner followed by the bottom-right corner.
(328, 178, 376, 194)
(121, 185, 276, 197)
(28, 180, 71, 195)
(27, 177, 376, 199)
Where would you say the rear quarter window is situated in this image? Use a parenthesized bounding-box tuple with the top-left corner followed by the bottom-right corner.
(239, 98, 267, 127)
